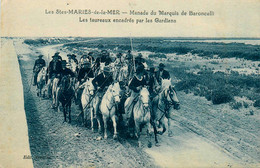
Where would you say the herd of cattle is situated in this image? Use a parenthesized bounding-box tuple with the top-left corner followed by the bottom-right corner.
(33, 49, 180, 147)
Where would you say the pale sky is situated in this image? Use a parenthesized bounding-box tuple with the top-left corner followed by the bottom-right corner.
(1, 0, 260, 37)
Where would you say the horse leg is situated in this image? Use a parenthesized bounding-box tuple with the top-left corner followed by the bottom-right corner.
(111, 115, 118, 140)
(96, 113, 102, 134)
(168, 118, 173, 137)
(68, 105, 71, 123)
(147, 122, 153, 148)
(103, 115, 108, 139)
(63, 105, 66, 122)
(90, 107, 95, 132)
(150, 120, 159, 146)
(134, 120, 141, 147)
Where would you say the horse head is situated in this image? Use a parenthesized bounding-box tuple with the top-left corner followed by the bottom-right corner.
(40, 67, 47, 80)
(139, 87, 150, 108)
(166, 85, 180, 110)
(110, 82, 121, 103)
(86, 78, 95, 96)
(61, 75, 71, 91)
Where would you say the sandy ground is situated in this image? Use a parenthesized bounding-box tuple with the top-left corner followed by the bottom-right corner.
(11, 39, 260, 168)
(0, 41, 33, 168)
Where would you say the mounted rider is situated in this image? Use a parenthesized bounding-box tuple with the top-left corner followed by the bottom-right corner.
(79, 52, 93, 69)
(33, 54, 46, 86)
(92, 66, 114, 112)
(78, 62, 94, 85)
(76, 62, 95, 107)
(95, 50, 112, 69)
(156, 63, 171, 85)
(114, 52, 124, 67)
(60, 60, 75, 79)
(70, 54, 79, 65)
(47, 52, 63, 98)
(135, 53, 145, 67)
(47, 52, 63, 79)
(147, 67, 159, 99)
(124, 64, 147, 122)
(92, 66, 113, 94)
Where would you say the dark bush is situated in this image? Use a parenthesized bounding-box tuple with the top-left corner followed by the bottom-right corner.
(230, 101, 243, 110)
(175, 79, 198, 91)
(148, 53, 167, 59)
(211, 89, 233, 104)
(253, 99, 260, 108)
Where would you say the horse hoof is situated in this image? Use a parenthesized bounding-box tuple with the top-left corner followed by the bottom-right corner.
(113, 135, 118, 140)
(155, 142, 160, 147)
(138, 141, 142, 148)
(104, 135, 108, 140)
(168, 132, 173, 137)
(148, 142, 152, 148)
(158, 131, 164, 135)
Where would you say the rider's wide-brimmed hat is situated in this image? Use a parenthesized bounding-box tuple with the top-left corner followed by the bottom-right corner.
(67, 54, 71, 57)
(136, 64, 145, 73)
(61, 60, 67, 65)
(88, 52, 93, 56)
(82, 62, 91, 67)
(38, 54, 44, 58)
(159, 63, 165, 68)
(71, 54, 77, 58)
(117, 53, 122, 57)
(148, 67, 155, 73)
(103, 66, 111, 72)
(52, 52, 60, 58)
(101, 50, 109, 56)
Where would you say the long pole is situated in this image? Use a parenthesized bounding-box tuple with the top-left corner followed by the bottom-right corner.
(130, 34, 136, 73)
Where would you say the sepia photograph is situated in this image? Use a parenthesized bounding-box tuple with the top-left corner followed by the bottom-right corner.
(1, 0, 259, 168)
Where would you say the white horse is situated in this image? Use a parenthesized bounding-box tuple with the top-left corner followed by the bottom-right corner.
(36, 67, 47, 97)
(81, 78, 95, 128)
(96, 62, 105, 76)
(100, 82, 121, 139)
(132, 87, 153, 147)
(117, 64, 128, 82)
(68, 59, 78, 74)
(152, 79, 180, 137)
(51, 77, 60, 110)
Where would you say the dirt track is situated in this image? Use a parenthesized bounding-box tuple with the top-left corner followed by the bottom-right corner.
(19, 59, 157, 168)
(15, 40, 259, 168)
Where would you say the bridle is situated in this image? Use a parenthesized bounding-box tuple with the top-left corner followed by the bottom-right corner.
(105, 85, 121, 111)
(139, 91, 150, 114)
(157, 87, 180, 121)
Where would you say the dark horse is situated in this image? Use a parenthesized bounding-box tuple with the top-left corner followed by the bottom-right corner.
(57, 75, 75, 123)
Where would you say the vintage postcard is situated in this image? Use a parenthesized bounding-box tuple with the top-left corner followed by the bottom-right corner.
(1, 0, 259, 167)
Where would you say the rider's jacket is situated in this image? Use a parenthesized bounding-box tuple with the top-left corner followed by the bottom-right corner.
(33, 58, 46, 72)
(48, 60, 62, 77)
(60, 68, 75, 78)
(129, 75, 147, 93)
(135, 57, 145, 66)
(78, 67, 94, 82)
(148, 74, 158, 93)
(126, 53, 133, 62)
(96, 56, 112, 67)
(80, 56, 92, 66)
(92, 73, 113, 93)
(155, 69, 170, 84)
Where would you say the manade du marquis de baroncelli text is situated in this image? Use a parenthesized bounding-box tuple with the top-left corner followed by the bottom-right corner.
(44, 9, 215, 24)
